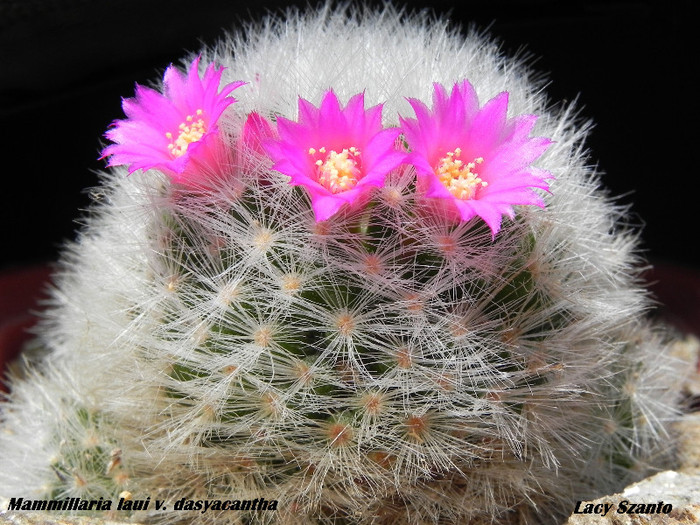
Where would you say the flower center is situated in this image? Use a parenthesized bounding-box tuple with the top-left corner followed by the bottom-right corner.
(166, 109, 206, 158)
(436, 148, 487, 200)
(309, 146, 361, 193)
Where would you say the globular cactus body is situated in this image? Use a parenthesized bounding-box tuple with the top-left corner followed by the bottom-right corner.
(0, 5, 686, 525)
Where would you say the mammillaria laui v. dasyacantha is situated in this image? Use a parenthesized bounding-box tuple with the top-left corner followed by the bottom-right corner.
(0, 5, 687, 524)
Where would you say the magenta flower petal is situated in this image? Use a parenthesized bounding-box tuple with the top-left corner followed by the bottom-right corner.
(401, 80, 553, 236)
(241, 112, 276, 156)
(101, 57, 246, 187)
(264, 91, 405, 222)
(467, 91, 509, 153)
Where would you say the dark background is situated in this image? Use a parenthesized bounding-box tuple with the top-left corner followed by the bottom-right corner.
(0, 0, 696, 271)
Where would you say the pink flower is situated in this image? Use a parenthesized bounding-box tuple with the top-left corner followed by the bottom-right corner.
(264, 91, 405, 221)
(102, 57, 245, 186)
(400, 80, 553, 235)
(235, 112, 277, 182)
(240, 111, 276, 157)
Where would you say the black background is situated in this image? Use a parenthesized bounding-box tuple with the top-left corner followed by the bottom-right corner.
(0, 0, 696, 271)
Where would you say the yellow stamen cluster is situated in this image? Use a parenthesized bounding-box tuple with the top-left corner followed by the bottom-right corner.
(166, 109, 206, 158)
(436, 148, 487, 200)
(309, 146, 361, 193)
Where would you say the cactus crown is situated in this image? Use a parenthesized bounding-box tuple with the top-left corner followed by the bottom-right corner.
(0, 5, 686, 525)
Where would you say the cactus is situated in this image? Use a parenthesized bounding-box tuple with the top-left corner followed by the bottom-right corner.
(0, 5, 687, 525)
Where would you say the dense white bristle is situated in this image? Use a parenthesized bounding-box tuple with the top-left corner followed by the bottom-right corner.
(0, 4, 687, 525)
